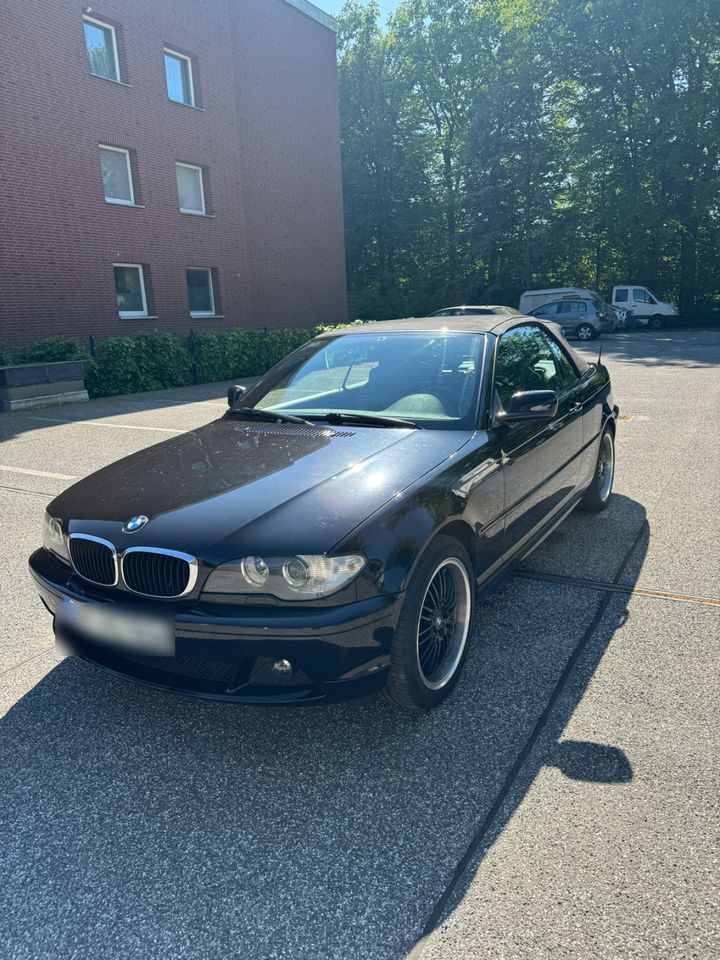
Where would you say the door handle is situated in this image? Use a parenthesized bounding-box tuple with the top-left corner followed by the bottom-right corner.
(569, 402, 583, 414)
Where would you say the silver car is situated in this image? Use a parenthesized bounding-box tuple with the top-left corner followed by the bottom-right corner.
(528, 298, 615, 341)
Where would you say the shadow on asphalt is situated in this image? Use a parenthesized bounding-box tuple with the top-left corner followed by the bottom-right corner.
(0, 496, 648, 960)
(598, 329, 720, 368)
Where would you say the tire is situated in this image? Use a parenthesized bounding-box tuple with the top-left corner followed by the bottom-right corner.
(381, 535, 475, 712)
(576, 323, 597, 341)
(649, 314, 664, 330)
(580, 427, 615, 512)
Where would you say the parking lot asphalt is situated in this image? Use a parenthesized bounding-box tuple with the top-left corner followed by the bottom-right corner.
(1, 331, 718, 960)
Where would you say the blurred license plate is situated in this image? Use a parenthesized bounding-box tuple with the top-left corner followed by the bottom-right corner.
(57, 598, 174, 655)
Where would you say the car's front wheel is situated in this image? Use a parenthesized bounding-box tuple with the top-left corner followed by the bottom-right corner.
(382, 536, 475, 712)
(649, 314, 664, 329)
(576, 322, 597, 341)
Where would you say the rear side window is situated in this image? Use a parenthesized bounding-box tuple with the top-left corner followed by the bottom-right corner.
(615, 288, 629, 302)
(557, 301, 586, 314)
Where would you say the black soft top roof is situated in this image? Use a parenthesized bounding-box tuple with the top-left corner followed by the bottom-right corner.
(318, 315, 530, 338)
(317, 315, 591, 374)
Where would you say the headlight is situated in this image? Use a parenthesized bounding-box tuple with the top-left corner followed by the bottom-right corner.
(203, 555, 366, 600)
(42, 511, 69, 560)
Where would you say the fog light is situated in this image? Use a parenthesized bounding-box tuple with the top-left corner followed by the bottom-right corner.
(272, 659, 293, 677)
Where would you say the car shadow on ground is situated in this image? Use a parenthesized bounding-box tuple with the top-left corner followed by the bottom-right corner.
(0, 495, 648, 960)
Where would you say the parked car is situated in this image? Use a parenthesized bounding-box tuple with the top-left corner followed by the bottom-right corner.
(610, 285, 679, 329)
(519, 288, 600, 315)
(428, 305, 518, 317)
(31, 316, 617, 712)
(528, 297, 615, 340)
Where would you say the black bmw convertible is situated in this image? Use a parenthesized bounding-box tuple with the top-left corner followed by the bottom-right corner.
(30, 315, 617, 711)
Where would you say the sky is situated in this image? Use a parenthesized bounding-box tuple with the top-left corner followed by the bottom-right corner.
(321, 0, 398, 19)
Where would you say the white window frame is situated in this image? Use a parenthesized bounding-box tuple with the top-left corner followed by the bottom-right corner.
(83, 15, 121, 83)
(114, 263, 148, 318)
(187, 267, 215, 318)
(175, 162, 206, 215)
(99, 145, 135, 206)
(164, 48, 195, 106)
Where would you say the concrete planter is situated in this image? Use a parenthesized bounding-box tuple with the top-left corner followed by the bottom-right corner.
(0, 360, 89, 412)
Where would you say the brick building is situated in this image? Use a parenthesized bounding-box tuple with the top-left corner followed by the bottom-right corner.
(0, 0, 347, 347)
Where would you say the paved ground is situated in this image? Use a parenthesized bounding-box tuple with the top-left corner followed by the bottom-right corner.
(0, 332, 718, 960)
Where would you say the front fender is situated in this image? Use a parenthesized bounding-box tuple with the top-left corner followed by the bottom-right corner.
(336, 433, 503, 598)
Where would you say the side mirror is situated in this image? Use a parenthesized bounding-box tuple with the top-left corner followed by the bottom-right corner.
(227, 384, 247, 408)
(496, 390, 558, 424)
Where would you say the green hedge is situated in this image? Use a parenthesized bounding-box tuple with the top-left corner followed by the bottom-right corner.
(9, 336, 90, 365)
(1, 325, 355, 399)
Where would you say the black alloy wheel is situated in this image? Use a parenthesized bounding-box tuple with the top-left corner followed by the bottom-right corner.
(382, 535, 475, 712)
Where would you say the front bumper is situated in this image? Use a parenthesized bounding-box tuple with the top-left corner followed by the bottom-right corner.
(29, 549, 402, 704)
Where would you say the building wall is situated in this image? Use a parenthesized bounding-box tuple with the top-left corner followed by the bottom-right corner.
(0, 0, 348, 347)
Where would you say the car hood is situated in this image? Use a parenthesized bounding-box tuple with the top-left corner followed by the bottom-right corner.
(50, 418, 473, 561)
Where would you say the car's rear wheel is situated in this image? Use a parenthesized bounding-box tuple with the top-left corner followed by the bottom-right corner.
(382, 536, 474, 712)
(576, 323, 596, 341)
(580, 427, 615, 512)
(649, 314, 664, 330)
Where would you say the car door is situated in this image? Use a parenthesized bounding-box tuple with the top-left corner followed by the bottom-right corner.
(555, 299, 586, 334)
(614, 288, 629, 311)
(530, 301, 559, 322)
(632, 287, 658, 318)
(491, 324, 585, 555)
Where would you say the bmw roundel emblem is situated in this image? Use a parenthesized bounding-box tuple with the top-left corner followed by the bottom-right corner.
(123, 515, 149, 534)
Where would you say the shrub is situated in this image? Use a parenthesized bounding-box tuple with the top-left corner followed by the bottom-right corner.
(188, 331, 236, 383)
(86, 337, 143, 398)
(12, 336, 90, 365)
(186, 326, 318, 383)
(11, 323, 355, 399)
(134, 333, 193, 391)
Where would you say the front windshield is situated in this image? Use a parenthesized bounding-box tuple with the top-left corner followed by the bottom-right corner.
(247, 332, 486, 429)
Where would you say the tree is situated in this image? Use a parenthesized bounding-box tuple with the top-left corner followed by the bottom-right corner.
(336, 0, 720, 319)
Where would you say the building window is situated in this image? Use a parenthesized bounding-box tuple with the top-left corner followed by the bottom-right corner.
(175, 163, 205, 214)
(83, 17, 120, 82)
(114, 264, 148, 318)
(100, 146, 134, 205)
(164, 49, 195, 105)
(186, 268, 215, 317)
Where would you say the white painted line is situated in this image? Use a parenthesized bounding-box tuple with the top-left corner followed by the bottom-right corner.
(27, 417, 183, 434)
(0, 464, 77, 481)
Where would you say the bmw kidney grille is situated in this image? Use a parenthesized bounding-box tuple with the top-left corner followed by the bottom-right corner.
(68, 536, 117, 587)
(69, 536, 196, 598)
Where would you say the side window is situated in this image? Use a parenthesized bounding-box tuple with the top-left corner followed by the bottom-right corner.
(546, 337, 579, 391)
(535, 302, 557, 317)
(494, 326, 579, 411)
(558, 300, 586, 314)
(615, 288, 629, 303)
(633, 288, 650, 303)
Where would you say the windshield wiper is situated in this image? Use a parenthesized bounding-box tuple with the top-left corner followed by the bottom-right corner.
(228, 407, 313, 426)
(310, 412, 420, 429)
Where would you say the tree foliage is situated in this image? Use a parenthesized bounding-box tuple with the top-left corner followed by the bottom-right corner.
(337, 0, 720, 318)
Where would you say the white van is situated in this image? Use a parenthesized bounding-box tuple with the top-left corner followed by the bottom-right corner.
(610, 286, 678, 328)
(519, 288, 600, 315)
